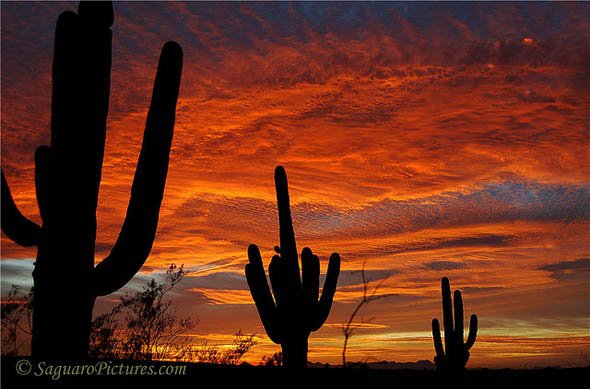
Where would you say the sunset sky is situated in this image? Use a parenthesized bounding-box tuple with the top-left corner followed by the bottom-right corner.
(1, 2, 589, 368)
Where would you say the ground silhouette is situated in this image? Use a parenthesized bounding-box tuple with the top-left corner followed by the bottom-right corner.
(1, 356, 587, 386)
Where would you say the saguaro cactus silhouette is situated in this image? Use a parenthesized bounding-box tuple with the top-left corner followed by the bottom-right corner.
(246, 166, 341, 368)
(431, 277, 478, 372)
(1, 1, 183, 358)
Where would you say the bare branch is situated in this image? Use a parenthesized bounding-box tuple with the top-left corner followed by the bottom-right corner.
(341, 260, 391, 366)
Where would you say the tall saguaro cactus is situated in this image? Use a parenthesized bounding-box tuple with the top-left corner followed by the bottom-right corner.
(246, 166, 341, 368)
(1, 1, 183, 358)
(431, 277, 478, 372)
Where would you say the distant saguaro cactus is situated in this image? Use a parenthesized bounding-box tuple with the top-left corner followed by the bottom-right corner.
(1, 1, 183, 358)
(431, 277, 478, 372)
(246, 166, 341, 368)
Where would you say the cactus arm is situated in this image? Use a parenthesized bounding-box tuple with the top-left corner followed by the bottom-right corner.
(311, 252, 340, 331)
(441, 277, 454, 349)
(1, 171, 41, 246)
(465, 314, 478, 350)
(246, 244, 282, 343)
(432, 318, 445, 360)
(274, 166, 301, 290)
(301, 247, 320, 304)
(454, 290, 464, 346)
(93, 41, 183, 296)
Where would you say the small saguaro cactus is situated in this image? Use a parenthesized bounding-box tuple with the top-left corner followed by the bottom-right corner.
(431, 277, 478, 372)
(1, 1, 183, 358)
(246, 166, 341, 368)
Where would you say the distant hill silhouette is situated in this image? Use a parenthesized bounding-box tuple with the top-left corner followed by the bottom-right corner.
(308, 360, 435, 370)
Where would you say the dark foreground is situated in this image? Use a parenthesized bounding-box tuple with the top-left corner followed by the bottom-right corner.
(2, 357, 587, 387)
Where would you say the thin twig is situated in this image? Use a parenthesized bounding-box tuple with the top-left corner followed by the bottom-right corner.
(341, 261, 390, 366)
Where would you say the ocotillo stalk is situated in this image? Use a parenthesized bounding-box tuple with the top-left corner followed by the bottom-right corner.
(1, 1, 182, 358)
(431, 277, 478, 372)
(246, 166, 341, 368)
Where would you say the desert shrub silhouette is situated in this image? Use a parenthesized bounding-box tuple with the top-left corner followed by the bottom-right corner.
(1, 1, 182, 358)
(431, 277, 478, 372)
(246, 166, 341, 368)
